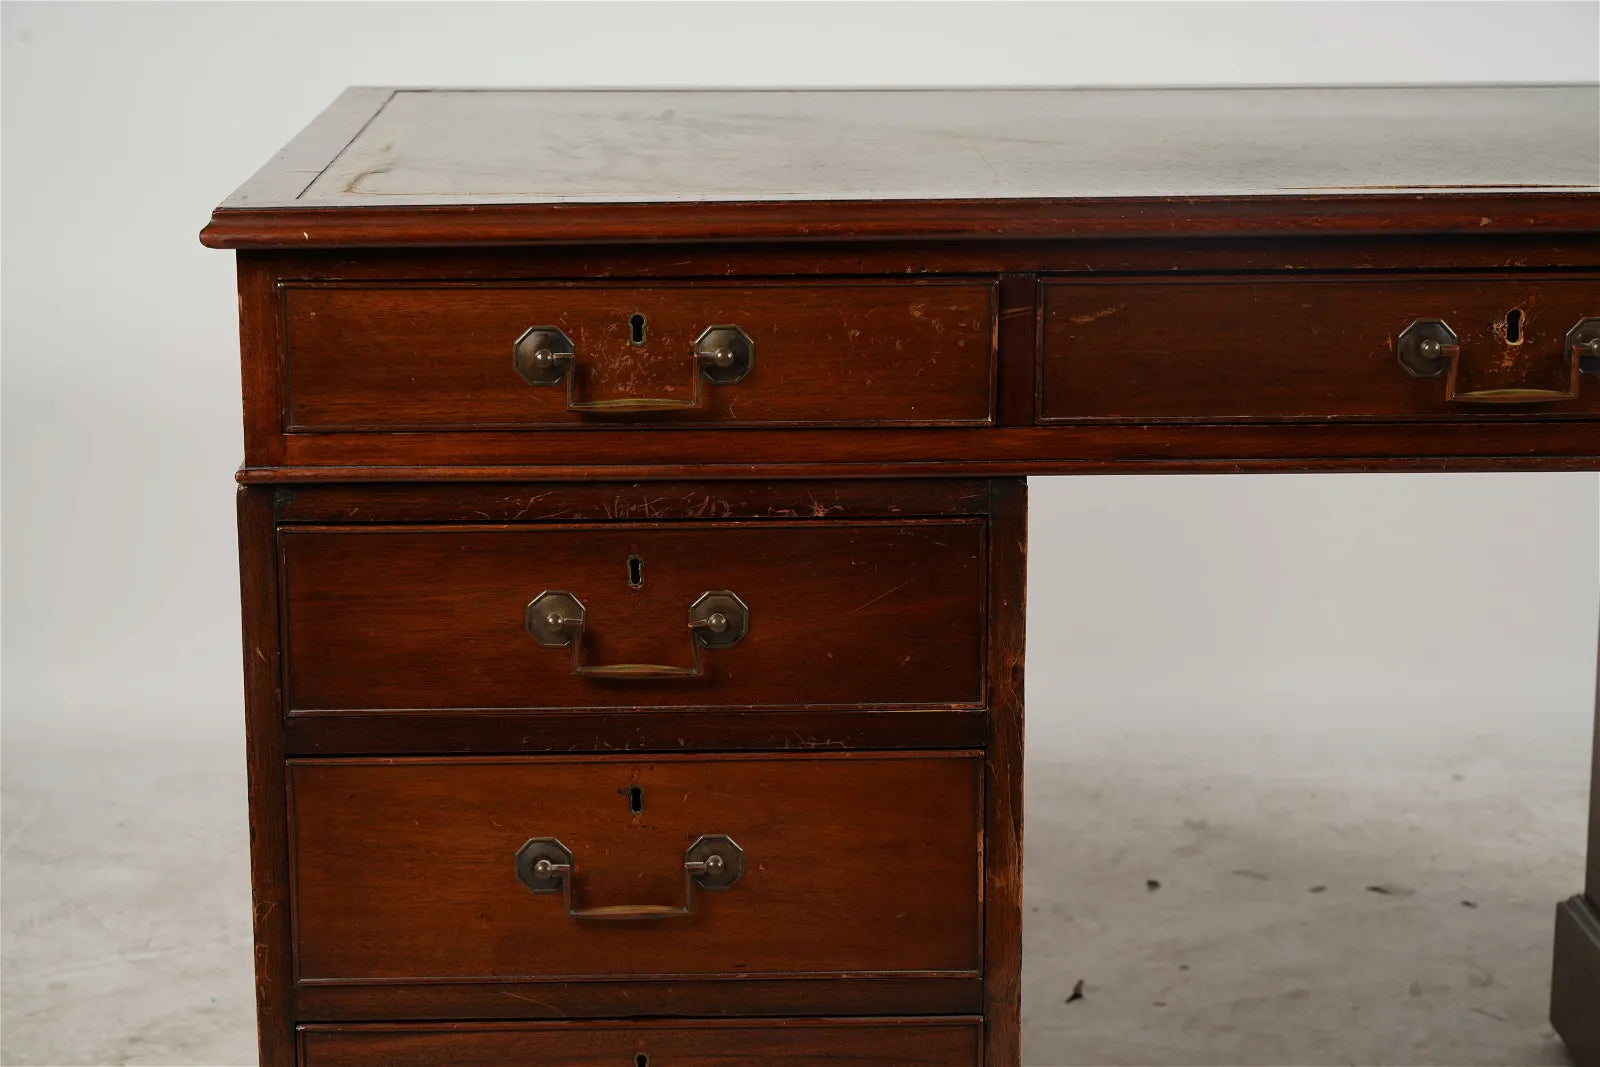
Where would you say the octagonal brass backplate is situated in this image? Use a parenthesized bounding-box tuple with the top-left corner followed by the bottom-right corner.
(1569, 317, 1600, 377)
(692, 325, 755, 385)
(689, 591, 749, 648)
(686, 834, 744, 889)
(512, 327, 575, 386)
(1396, 318, 1457, 378)
(514, 837, 572, 893)
(526, 590, 583, 647)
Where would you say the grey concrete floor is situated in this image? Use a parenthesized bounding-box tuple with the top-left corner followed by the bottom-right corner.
(1, 720, 1587, 1066)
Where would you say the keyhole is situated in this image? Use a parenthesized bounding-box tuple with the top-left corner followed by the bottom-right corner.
(1504, 308, 1524, 345)
(626, 554, 643, 588)
(635, 1055, 650, 1067)
(628, 786, 643, 814)
(629, 313, 647, 346)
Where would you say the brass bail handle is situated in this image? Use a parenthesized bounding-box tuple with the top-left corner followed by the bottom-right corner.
(514, 835, 745, 920)
(525, 590, 749, 680)
(512, 324, 754, 412)
(1397, 316, 1599, 404)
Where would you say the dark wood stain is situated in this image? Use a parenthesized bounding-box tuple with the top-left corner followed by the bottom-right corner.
(283, 281, 996, 430)
(288, 753, 982, 982)
(280, 520, 986, 713)
(298, 1018, 983, 1066)
(1040, 274, 1600, 421)
(208, 86, 1600, 1067)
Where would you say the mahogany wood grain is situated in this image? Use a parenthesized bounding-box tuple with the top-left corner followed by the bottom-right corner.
(282, 707, 984, 758)
(210, 85, 1600, 1067)
(288, 753, 982, 983)
(299, 1018, 984, 1067)
(1040, 274, 1600, 421)
(983, 480, 1027, 1066)
(294, 975, 983, 1022)
(254, 236, 1600, 284)
(272, 479, 992, 524)
(996, 275, 1039, 427)
(206, 193, 1600, 248)
(283, 281, 996, 430)
(238, 488, 294, 1066)
(281, 520, 985, 713)
(245, 420, 1600, 481)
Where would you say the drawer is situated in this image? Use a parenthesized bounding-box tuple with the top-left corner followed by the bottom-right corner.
(281, 520, 985, 713)
(288, 753, 982, 983)
(1039, 275, 1600, 421)
(283, 280, 996, 429)
(299, 1019, 982, 1066)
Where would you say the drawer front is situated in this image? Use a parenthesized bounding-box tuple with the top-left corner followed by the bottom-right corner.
(1039, 275, 1600, 421)
(289, 754, 982, 983)
(300, 1019, 981, 1066)
(284, 281, 995, 429)
(281, 520, 985, 712)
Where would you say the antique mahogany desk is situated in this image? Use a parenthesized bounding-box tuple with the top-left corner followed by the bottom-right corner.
(203, 87, 1600, 1066)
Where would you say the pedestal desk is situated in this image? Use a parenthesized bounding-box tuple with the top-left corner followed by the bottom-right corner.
(202, 86, 1600, 1066)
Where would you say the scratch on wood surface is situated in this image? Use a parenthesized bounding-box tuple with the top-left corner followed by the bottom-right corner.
(847, 577, 913, 616)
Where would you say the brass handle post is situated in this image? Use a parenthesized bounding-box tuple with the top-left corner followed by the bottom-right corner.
(512, 325, 753, 412)
(515, 835, 744, 920)
(1398, 316, 1596, 404)
(525, 590, 749, 680)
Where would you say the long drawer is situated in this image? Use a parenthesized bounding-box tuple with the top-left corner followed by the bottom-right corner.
(283, 280, 997, 430)
(288, 753, 982, 985)
(280, 520, 986, 713)
(1039, 274, 1600, 421)
(299, 1019, 983, 1066)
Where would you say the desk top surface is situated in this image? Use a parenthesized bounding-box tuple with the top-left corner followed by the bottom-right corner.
(203, 85, 1600, 246)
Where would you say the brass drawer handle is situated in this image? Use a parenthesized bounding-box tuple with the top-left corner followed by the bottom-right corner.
(525, 589, 749, 680)
(512, 325, 754, 412)
(1397, 316, 1599, 404)
(515, 834, 744, 920)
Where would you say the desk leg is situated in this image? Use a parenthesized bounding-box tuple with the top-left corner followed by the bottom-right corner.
(1552, 617, 1600, 1066)
(985, 479, 1027, 1065)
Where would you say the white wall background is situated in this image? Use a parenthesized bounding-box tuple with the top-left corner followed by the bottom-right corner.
(2, 3, 1597, 1063)
(4, 0, 1596, 752)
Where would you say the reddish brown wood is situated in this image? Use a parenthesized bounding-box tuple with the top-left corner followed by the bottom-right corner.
(983, 480, 1026, 1066)
(288, 753, 982, 982)
(239, 420, 1600, 481)
(299, 1018, 984, 1067)
(284, 280, 995, 430)
(238, 487, 294, 1066)
(280, 520, 985, 713)
(283, 707, 984, 758)
(239, 255, 287, 467)
(211, 86, 1600, 1067)
(203, 191, 1600, 248)
(1040, 274, 1600, 422)
(273, 479, 992, 524)
(254, 236, 1600, 283)
(294, 975, 983, 1022)
(995, 275, 1039, 427)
